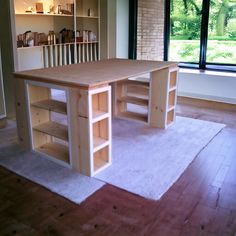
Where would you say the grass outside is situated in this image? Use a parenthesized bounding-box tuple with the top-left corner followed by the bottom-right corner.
(169, 39, 236, 64)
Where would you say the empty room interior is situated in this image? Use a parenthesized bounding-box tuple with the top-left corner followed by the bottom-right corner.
(0, 0, 236, 235)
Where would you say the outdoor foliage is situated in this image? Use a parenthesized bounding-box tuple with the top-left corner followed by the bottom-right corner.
(170, 0, 236, 63)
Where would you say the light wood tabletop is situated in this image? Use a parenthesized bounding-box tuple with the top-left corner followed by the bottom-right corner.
(14, 59, 177, 88)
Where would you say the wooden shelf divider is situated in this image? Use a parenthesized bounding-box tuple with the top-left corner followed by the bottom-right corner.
(33, 121, 68, 141)
(31, 99, 67, 114)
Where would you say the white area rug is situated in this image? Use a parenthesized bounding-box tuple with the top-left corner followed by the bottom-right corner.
(95, 116, 225, 200)
(0, 123, 105, 204)
(0, 117, 225, 203)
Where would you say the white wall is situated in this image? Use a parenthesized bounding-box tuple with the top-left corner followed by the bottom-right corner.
(178, 69, 236, 104)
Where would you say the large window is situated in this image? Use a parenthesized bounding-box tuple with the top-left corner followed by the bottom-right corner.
(167, 0, 236, 71)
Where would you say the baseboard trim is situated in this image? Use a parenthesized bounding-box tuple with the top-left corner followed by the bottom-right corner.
(177, 96, 236, 112)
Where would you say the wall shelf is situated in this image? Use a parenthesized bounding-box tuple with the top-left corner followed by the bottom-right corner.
(15, 13, 73, 17)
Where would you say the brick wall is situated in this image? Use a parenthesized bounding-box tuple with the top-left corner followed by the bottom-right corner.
(137, 0, 164, 61)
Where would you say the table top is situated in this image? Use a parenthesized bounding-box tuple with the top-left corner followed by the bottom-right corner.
(14, 59, 178, 88)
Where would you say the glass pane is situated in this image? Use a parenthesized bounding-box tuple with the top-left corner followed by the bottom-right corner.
(169, 0, 203, 63)
(207, 0, 236, 64)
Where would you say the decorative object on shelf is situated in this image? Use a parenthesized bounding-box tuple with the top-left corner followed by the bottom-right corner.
(25, 6, 34, 13)
(47, 31, 56, 45)
(57, 4, 62, 14)
(88, 8, 94, 17)
(36, 2, 44, 14)
(48, 5, 55, 14)
(66, 3, 74, 14)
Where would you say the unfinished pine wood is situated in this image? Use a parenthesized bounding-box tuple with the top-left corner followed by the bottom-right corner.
(113, 81, 128, 115)
(66, 87, 80, 171)
(92, 91, 108, 119)
(78, 85, 111, 177)
(94, 146, 110, 173)
(169, 69, 177, 89)
(35, 142, 69, 164)
(149, 68, 169, 128)
(118, 96, 149, 107)
(14, 59, 177, 88)
(28, 85, 52, 148)
(118, 111, 148, 123)
(168, 90, 176, 109)
(31, 99, 67, 115)
(167, 110, 174, 126)
(33, 121, 68, 141)
(93, 118, 109, 152)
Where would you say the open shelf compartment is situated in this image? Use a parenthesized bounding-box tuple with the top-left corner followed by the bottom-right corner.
(169, 70, 177, 90)
(28, 82, 71, 166)
(93, 118, 109, 152)
(92, 90, 109, 121)
(93, 145, 110, 174)
(168, 90, 176, 110)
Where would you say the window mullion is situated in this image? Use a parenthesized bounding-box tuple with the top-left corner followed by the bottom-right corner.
(199, 0, 210, 69)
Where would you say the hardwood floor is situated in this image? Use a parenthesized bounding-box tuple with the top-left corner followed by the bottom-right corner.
(0, 101, 236, 236)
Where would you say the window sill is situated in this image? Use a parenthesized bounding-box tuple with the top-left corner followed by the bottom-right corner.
(179, 68, 236, 78)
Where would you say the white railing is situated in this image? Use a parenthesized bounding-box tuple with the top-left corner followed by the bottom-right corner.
(43, 42, 99, 68)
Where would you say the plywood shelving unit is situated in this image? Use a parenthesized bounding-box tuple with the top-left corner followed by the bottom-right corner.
(166, 67, 178, 127)
(114, 79, 150, 123)
(78, 86, 111, 177)
(148, 66, 178, 128)
(27, 82, 71, 167)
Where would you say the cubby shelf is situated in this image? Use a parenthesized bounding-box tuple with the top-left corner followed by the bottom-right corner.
(118, 111, 148, 123)
(93, 146, 110, 174)
(165, 67, 178, 127)
(33, 121, 68, 141)
(118, 96, 149, 107)
(92, 111, 109, 123)
(35, 142, 69, 164)
(31, 99, 67, 114)
(78, 85, 111, 176)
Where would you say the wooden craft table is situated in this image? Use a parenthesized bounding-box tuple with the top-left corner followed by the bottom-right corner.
(14, 59, 178, 176)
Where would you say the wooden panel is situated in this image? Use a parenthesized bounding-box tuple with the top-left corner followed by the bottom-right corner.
(92, 91, 108, 118)
(127, 85, 149, 98)
(118, 111, 148, 123)
(78, 116, 92, 176)
(33, 121, 68, 141)
(32, 130, 51, 148)
(31, 99, 67, 114)
(124, 79, 149, 88)
(28, 84, 50, 103)
(15, 79, 31, 150)
(167, 110, 174, 126)
(67, 87, 80, 171)
(36, 142, 69, 164)
(94, 146, 109, 173)
(93, 119, 109, 152)
(14, 59, 178, 88)
(114, 81, 127, 115)
(168, 90, 176, 110)
(148, 68, 169, 128)
(118, 96, 148, 107)
(78, 89, 89, 117)
(169, 70, 177, 89)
